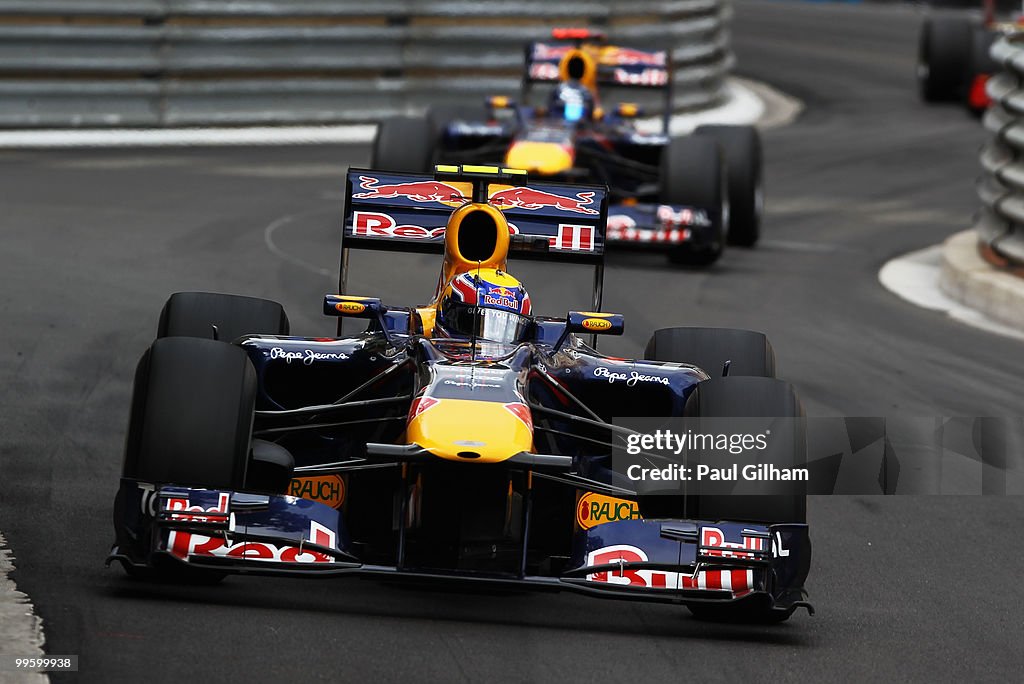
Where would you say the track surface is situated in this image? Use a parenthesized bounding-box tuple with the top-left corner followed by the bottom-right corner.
(2, 2, 1023, 681)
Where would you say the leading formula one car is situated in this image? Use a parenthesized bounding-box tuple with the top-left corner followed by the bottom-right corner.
(109, 164, 811, 622)
(373, 28, 763, 266)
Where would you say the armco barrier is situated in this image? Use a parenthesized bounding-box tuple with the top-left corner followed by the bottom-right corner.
(978, 33, 1024, 268)
(0, 0, 734, 128)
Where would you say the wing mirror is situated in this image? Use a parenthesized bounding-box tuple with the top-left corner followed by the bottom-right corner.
(323, 295, 385, 319)
(555, 311, 624, 351)
(566, 311, 624, 335)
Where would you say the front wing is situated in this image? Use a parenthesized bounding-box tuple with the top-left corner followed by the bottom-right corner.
(110, 479, 811, 614)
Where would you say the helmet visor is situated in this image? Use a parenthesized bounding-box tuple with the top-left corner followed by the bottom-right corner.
(443, 304, 533, 344)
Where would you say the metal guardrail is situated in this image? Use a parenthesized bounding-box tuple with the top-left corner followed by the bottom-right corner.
(979, 33, 1024, 267)
(0, 0, 733, 128)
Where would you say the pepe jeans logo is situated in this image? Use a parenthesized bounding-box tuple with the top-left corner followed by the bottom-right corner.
(270, 347, 350, 365)
(593, 367, 670, 387)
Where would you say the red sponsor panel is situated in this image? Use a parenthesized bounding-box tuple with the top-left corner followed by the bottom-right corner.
(351, 211, 446, 240)
(550, 224, 596, 252)
(167, 520, 337, 564)
(585, 542, 755, 594)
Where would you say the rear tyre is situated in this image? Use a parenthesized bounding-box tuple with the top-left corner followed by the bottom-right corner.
(660, 136, 726, 267)
(372, 116, 433, 173)
(694, 125, 763, 247)
(122, 338, 257, 583)
(644, 327, 776, 378)
(917, 18, 972, 102)
(157, 291, 289, 342)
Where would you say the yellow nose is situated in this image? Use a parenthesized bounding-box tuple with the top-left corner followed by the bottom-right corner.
(406, 399, 533, 463)
(504, 142, 574, 175)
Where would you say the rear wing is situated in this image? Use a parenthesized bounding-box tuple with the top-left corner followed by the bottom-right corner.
(339, 165, 609, 311)
(524, 41, 670, 90)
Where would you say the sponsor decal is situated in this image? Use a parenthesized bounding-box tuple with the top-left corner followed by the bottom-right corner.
(488, 187, 599, 216)
(168, 520, 337, 565)
(576, 492, 641, 530)
(353, 176, 465, 203)
(701, 526, 765, 560)
(581, 318, 612, 331)
(442, 379, 501, 389)
(657, 205, 711, 228)
(529, 62, 561, 80)
(551, 223, 597, 251)
(613, 67, 668, 86)
(288, 475, 345, 510)
(138, 482, 158, 516)
(408, 396, 440, 422)
(165, 492, 230, 523)
(503, 402, 533, 431)
(270, 347, 350, 365)
(603, 47, 666, 67)
(532, 43, 572, 61)
(593, 366, 670, 387)
(352, 211, 446, 240)
(335, 301, 366, 315)
(585, 543, 754, 593)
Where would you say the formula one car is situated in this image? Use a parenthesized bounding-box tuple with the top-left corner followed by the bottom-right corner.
(372, 28, 763, 266)
(109, 165, 811, 622)
(917, 0, 1015, 113)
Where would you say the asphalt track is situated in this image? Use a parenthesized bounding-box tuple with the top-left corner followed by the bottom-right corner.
(2, 1, 1024, 681)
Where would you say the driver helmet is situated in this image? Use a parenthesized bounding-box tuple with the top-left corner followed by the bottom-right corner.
(547, 81, 595, 123)
(435, 268, 533, 344)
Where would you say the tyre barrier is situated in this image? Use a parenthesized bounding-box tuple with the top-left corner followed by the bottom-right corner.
(0, 0, 734, 128)
(978, 32, 1024, 268)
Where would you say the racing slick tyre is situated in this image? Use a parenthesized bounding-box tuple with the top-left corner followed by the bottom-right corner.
(157, 291, 289, 343)
(660, 135, 726, 267)
(120, 337, 257, 583)
(371, 116, 433, 173)
(644, 327, 776, 378)
(694, 125, 763, 247)
(917, 18, 972, 103)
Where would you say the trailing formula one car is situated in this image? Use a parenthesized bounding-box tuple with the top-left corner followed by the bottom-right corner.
(373, 28, 763, 266)
(109, 164, 811, 622)
(917, 0, 1016, 113)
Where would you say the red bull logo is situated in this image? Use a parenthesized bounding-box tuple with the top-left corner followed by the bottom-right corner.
(488, 186, 599, 215)
(353, 176, 466, 205)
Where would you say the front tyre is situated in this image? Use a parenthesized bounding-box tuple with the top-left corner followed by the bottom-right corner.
(693, 125, 763, 247)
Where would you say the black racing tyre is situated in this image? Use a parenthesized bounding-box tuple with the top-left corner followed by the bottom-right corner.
(694, 125, 763, 247)
(917, 18, 972, 102)
(157, 291, 289, 343)
(371, 116, 433, 173)
(660, 135, 726, 267)
(123, 337, 256, 490)
(682, 376, 807, 525)
(644, 327, 776, 378)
